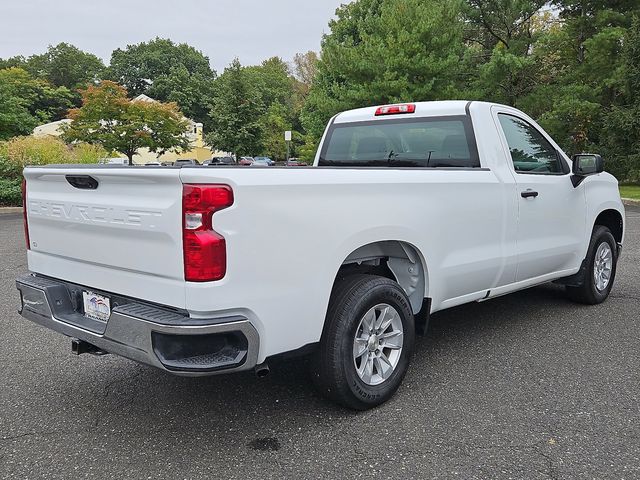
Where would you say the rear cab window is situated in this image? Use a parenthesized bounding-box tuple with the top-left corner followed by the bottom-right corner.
(319, 116, 480, 168)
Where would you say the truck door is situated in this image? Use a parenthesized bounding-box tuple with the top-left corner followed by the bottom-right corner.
(492, 109, 586, 282)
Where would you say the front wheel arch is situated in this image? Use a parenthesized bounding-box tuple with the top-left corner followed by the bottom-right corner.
(594, 209, 623, 245)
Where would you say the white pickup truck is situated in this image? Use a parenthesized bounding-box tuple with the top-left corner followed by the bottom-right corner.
(16, 101, 625, 409)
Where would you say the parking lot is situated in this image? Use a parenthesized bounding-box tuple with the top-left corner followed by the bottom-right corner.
(1, 207, 638, 479)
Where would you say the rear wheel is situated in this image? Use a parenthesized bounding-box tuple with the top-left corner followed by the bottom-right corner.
(566, 225, 618, 304)
(311, 274, 415, 410)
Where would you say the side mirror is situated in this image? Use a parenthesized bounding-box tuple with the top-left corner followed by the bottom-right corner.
(571, 153, 604, 187)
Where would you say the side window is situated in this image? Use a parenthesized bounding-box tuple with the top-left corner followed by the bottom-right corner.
(498, 114, 564, 174)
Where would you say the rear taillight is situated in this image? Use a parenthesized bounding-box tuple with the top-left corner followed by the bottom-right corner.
(375, 103, 416, 116)
(22, 178, 30, 250)
(182, 184, 234, 282)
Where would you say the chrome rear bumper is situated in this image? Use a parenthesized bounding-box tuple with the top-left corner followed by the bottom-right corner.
(15, 274, 259, 376)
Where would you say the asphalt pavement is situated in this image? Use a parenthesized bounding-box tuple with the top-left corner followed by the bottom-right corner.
(1, 207, 639, 479)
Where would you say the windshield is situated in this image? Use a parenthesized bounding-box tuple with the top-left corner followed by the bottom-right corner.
(319, 116, 479, 168)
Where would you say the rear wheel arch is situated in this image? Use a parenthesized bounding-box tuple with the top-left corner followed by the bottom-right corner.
(335, 240, 429, 315)
(312, 273, 416, 409)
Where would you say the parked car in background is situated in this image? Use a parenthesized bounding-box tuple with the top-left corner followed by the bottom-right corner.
(285, 158, 305, 166)
(204, 157, 236, 166)
(174, 159, 200, 167)
(239, 157, 254, 166)
(254, 156, 274, 166)
(250, 158, 271, 166)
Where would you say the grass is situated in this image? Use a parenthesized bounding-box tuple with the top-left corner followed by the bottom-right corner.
(620, 185, 640, 200)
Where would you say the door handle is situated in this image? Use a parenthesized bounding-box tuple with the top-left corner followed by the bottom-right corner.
(521, 190, 539, 199)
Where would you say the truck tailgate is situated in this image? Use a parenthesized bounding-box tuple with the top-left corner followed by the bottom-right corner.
(23, 167, 186, 309)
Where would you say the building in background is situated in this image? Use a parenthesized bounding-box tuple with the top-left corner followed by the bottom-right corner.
(33, 95, 227, 164)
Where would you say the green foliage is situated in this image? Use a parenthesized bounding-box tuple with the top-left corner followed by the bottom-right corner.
(475, 47, 538, 105)
(463, 0, 548, 51)
(292, 51, 319, 98)
(246, 57, 304, 159)
(602, 16, 640, 181)
(531, 0, 640, 179)
(0, 68, 73, 140)
(260, 103, 292, 160)
(0, 136, 107, 206)
(206, 57, 304, 160)
(246, 57, 295, 109)
(302, 0, 466, 140)
(0, 135, 67, 178)
(0, 56, 26, 69)
(301, 0, 640, 179)
(23, 43, 105, 92)
(109, 38, 214, 95)
(619, 185, 640, 200)
(147, 64, 216, 130)
(108, 38, 217, 127)
(206, 59, 263, 157)
(0, 136, 108, 177)
(63, 81, 190, 164)
(0, 178, 22, 206)
(298, 134, 321, 163)
(69, 142, 111, 164)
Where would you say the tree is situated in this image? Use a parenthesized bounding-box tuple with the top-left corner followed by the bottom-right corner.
(292, 51, 319, 93)
(260, 103, 293, 160)
(601, 16, 640, 181)
(0, 67, 73, 140)
(24, 43, 105, 91)
(0, 56, 26, 70)
(108, 38, 217, 127)
(246, 57, 295, 109)
(245, 56, 304, 158)
(518, 1, 640, 162)
(147, 65, 216, 130)
(302, 0, 466, 141)
(0, 82, 37, 140)
(553, 0, 639, 63)
(207, 59, 263, 157)
(63, 81, 190, 164)
(462, 0, 548, 51)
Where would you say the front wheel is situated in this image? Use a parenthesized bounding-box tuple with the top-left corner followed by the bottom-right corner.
(311, 274, 415, 410)
(566, 225, 618, 304)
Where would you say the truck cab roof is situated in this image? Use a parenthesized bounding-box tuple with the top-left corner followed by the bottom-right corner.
(333, 100, 508, 124)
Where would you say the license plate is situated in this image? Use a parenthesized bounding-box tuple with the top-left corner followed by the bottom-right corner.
(82, 291, 111, 322)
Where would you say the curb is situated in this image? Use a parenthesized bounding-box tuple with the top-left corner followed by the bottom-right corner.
(0, 207, 22, 215)
(622, 198, 640, 207)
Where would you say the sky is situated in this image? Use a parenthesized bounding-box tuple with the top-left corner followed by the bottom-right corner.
(0, 0, 348, 72)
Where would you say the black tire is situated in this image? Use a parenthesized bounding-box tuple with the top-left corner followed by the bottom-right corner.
(566, 225, 618, 304)
(311, 274, 415, 410)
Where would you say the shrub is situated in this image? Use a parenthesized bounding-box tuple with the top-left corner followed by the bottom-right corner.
(0, 178, 22, 206)
(0, 136, 108, 181)
(72, 142, 110, 164)
(0, 136, 109, 206)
